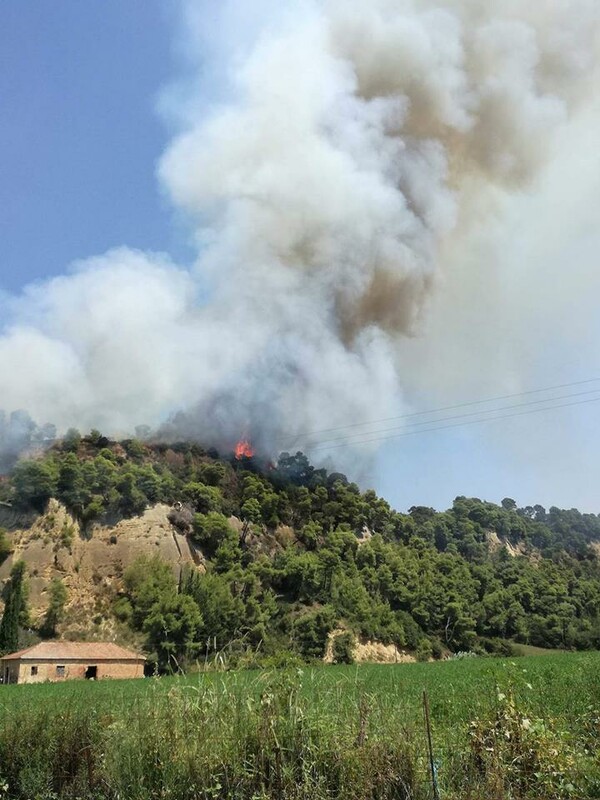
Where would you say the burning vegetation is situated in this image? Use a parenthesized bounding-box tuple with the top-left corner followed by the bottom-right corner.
(234, 439, 255, 460)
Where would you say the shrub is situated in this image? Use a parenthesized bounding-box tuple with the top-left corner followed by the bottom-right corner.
(468, 690, 579, 798)
(62, 427, 82, 452)
(183, 483, 223, 514)
(415, 639, 433, 662)
(430, 637, 445, 660)
(40, 578, 68, 638)
(192, 512, 236, 554)
(59, 523, 74, 551)
(331, 631, 356, 664)
(113, 597, 133, 623)
(197, 462, 226, 486)
(0, 529, 11, 565)
(294, 607, 336, 660)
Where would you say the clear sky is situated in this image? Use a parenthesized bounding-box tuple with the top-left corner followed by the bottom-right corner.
(1, 2, 599, 514)
(0, 1, 188, 292)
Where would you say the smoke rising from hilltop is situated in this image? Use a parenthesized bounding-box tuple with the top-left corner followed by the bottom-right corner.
(0, 0, 599, 463)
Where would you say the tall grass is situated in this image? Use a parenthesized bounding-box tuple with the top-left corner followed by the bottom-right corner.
(0, 653, 599, 799)
(0, 671, 422, 800)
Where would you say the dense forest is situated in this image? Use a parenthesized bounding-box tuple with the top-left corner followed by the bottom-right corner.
(2, 429, 600, 670)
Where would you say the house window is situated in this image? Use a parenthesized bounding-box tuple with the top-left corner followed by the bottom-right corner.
(30, 665, 38, 676)
(56, 665, 65, 677)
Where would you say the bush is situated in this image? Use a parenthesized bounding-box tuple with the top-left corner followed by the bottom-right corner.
(183, 483, 223, 514)
(59, 523, 74, 551)
(430, 637, 445, 660)
(192, 512, 236, 554)
(480, 637, 516, 656)
(113, 597, 133, 623)
(468, 690, 579, 798)
(0, 528, 11, 565)
(294, 607, 336, 660)
(331, 631, 356, 664)
(197, 462, 226, 486)
(299, 522, 321, 550)
(82, 498, 104, 527)
(40, 578, 68, 638)
(416, 639, 433, 662)
(62, 427, 82, 451)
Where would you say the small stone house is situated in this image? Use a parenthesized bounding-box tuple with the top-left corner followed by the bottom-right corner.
(0, 641, 145, 684)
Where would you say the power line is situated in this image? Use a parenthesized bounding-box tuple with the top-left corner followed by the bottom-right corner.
(309, 394, 600, 452)
(306, 387, 600, 448)
(278, 375, 600, 448)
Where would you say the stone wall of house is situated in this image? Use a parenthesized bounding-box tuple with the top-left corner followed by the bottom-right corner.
(2, 658, 143, 684)
(1, 659, 19, 684)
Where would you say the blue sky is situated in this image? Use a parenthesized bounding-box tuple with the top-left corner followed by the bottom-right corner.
(0, 1, 187, 292)
(1, 2, 599, 514)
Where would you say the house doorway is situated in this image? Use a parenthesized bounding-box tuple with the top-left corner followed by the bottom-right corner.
(85, 665, 98, 680)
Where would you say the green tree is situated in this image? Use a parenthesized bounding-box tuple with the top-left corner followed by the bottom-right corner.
(123, 555, 177, 628)
(416, 638, 433, 662)
(117, 472, 147, 517)
(136, 466, 162, 503)
(93, 455, 118, 501)
(241, 498, 262, 526)
(192, 512, 237, 555)
(183, 483, 223, 514)
(298, 521, 321, 550)
(0, 561, 28, 654)
(181, 570, 243, 652)
(62, 428, 82, 452)
(240, 497, 261, 545)
(40, 578, 68, 638)
(197, 462, 227, 486)
(12, 460, 57, 511)
(87, 429, 103, 446)
(124, 438, 145, 461)
(293, 606, 335, 660)
(57, 453, 86, 510)
(143, 593, 202, 672)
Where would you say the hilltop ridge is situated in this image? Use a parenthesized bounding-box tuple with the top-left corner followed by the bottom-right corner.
(1, 432, 600, 668)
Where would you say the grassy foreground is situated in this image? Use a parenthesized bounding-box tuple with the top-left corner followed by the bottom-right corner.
(0, 652, 599, 799)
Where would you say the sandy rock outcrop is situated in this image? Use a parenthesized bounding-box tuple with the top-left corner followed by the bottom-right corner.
(324, 629, 416, 664)
(0, 500, 202, 632)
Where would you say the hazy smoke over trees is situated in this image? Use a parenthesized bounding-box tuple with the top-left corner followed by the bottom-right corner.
(0, 0, 599, 464)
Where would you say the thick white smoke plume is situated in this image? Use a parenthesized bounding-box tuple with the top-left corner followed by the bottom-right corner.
(1, 0, 599, 462)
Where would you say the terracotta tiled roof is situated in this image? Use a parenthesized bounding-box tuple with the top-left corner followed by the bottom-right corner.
(0, 642, 145, 661)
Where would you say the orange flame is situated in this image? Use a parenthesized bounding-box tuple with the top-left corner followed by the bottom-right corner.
(235, 439, 255, 459)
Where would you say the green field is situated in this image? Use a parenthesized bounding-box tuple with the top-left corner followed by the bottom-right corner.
(1, 652, 599, 799)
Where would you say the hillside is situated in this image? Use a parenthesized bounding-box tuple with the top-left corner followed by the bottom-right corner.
(1, 432, 600, 669)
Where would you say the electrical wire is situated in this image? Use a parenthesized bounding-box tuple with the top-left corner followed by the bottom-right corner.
(277, 375, 600, 449)
(304, 387, 600, 448)
(308, 394, 600, 452)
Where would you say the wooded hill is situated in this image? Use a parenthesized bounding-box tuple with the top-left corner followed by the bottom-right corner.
(1, 430, 600, 670)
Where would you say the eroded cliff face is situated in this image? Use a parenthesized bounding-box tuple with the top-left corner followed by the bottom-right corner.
(0, 500, 202, 639)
